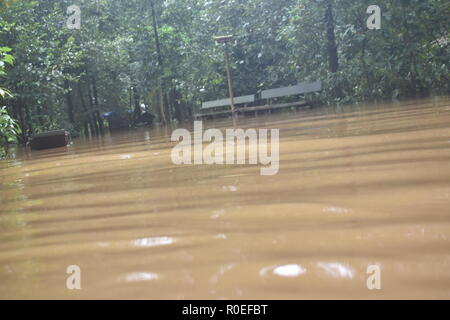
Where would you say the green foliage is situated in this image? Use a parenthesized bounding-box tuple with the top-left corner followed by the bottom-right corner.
(0, 106, 21, 158)
(0, 45, 14, 98)
(0, 43, 20, 158)
(280, 0, 450, 104)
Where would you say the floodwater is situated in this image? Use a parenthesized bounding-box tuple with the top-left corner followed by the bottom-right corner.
(1, 97, 450, 300)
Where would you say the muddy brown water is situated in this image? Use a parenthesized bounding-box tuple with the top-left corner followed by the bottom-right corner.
(1, 97, 450, 299)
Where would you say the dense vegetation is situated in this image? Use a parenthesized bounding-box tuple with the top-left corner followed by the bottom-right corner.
(0, 0, 449, 151)
(0, 43, 20, 157)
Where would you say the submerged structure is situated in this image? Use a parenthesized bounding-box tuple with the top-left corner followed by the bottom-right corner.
(30, 130, 70, 151)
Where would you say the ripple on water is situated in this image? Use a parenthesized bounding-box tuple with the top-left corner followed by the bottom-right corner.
(260, 264, 307, 278)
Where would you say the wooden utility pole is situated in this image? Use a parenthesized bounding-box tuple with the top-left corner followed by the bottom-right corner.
(214, 35, 236, 116)
(324, 0, 338, 73)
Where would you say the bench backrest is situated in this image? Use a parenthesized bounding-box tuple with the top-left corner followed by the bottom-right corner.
(202, 94, 255, 109)
(261, 80, 322, 99)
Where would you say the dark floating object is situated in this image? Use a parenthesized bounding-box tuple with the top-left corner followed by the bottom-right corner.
(30, 130, 71, 151)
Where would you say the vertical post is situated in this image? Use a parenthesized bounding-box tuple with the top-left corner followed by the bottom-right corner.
(214, 35, 236, 117)
(223, 44, 235, 115)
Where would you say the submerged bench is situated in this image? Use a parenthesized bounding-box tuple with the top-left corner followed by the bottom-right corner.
(261, 80, 322, 100)
(202, 94, 255, 109)
(196, 94, 255, 118)
(30, 130, 71, 151)
(196, 80, 322, 118)
(238, 80, 322, 114)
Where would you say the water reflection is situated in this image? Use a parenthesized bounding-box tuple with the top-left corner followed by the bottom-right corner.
(134, 237, 175, 248)
(125, 272, 159, 282)
(259, 264, 307, 278)
(273, 265, 307, 278)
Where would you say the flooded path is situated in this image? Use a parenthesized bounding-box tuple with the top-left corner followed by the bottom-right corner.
(1, 97, 450, 299)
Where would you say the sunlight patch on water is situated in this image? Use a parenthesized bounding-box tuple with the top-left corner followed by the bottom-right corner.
(260, 264, 307, 278)
(273, 264, 307, 277)
(125, 272, 159, 282)
(120, 154, 133, 160)
(134, 237, 175, 247)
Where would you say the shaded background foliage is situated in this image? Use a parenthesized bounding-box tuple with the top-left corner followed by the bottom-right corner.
(0, 0, 449, 147)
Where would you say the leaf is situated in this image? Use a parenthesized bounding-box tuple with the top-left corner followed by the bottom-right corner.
(0, 88, 12, 98)
(3, 54, 14, 65)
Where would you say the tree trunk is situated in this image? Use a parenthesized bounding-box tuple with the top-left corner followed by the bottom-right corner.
(158, 88, 167, 124)
(150, 1, 167, 125)
(152, 90, 163, 122)
(151, 1, 163, 68)
(324, 0, 339, 73)
(87, 78, 99, 135)
(14, 100, 27, 145)
(24, 103, 32, 135)
(129, 87, 133, 112)
(64, 80, 75, 124)
(163, 92, 171, 122)
(90, 76, 104, 134)
(132, 85, 141, 123)
(171, 88, 183, 123)
(78, 81, 92, 136)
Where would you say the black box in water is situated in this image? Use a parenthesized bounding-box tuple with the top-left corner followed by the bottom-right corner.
(30, 130, 70, 151)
